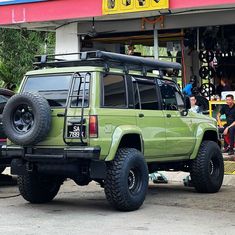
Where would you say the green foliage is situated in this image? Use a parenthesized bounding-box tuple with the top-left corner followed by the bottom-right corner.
(0, 28, 55, 89)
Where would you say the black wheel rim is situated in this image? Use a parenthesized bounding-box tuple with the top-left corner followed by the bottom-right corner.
(128, 167, 142, 195)
(12, 104, 34, 133)
(209, 155, 220, 179)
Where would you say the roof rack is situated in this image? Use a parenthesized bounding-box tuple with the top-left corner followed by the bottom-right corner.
(34, 50, 181, 75)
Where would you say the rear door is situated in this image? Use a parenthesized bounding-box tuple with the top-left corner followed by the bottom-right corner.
(23, 73, 91, 146)
(133, 77, 166, 160)
(23, 74, 72, 146)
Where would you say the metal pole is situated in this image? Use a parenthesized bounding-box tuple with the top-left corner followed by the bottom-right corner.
(197, 27, 200, 52)
(154, 28, 159, 60)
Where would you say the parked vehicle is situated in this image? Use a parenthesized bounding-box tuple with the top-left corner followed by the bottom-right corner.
(0, 88, 15, 173)
(2, 51, 223, 211)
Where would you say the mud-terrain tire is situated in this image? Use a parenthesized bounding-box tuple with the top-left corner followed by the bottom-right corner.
(18, 173, 62, 203)
(2, 92, 51, 145)
(104, 148, 149, 211)
(190, 141, 224, 193)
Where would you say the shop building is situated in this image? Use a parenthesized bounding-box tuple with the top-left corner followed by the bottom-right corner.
(1, 0, 235, 101)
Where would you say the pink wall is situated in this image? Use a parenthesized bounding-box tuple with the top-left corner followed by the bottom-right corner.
(0, 0, 102, 25)
(0, 0, 235, 25)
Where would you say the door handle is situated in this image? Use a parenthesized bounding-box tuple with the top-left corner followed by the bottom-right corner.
(166, 114, 171, 118)
(57, 113, 65, 117)
(139, 113, 144, 118)
(68, 118, 86, 124)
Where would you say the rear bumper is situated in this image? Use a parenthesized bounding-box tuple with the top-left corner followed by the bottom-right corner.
(1, 145, 101, 162)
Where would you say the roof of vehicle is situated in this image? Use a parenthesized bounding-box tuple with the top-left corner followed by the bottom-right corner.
(31, 50, 181, 77)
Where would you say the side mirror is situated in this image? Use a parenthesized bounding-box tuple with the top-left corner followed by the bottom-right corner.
(184, 96, 191, 110)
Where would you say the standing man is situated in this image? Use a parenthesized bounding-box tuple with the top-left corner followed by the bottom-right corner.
(217, 94, 235, 155)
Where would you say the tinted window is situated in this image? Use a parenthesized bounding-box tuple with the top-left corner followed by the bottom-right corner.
(23, 75, 72, 107)
(158, 79, 184, 110)
(102, 74, 127, 107)
(134, 79, 159, 110)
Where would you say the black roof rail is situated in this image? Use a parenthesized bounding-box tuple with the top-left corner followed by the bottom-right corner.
(33, 50, 181, 73)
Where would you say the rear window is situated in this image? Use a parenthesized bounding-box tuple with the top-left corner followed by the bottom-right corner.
(23, 75, 72, 107)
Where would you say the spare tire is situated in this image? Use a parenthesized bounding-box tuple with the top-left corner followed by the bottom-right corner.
(2, 92, 51, 146)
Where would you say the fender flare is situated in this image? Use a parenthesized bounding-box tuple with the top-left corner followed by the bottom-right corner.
(105, 125, 143, 161)
(190, 123, 219, 159)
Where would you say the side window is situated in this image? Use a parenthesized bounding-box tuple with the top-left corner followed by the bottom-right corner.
(159, 80, 184, 110)
(133, 79, 159, 110)
(102, 74, 127, 108)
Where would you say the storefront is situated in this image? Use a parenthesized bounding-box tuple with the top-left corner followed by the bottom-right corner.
(1, 1, 235, 172)
(1, 1, 235, 83)
(1, 0, 235, 100)
(0, 1, 235, 96)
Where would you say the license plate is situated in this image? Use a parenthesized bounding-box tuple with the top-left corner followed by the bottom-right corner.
(67, 125, 86, 138)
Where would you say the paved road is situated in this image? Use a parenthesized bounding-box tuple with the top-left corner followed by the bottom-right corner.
(0, 179, 234, 235)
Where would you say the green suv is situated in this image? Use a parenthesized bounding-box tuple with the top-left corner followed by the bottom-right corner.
(1, 51, 224, 211)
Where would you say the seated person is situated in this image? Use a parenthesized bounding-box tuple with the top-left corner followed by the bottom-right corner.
(189, 95, 201, 113)
(217, 94, 235, 155)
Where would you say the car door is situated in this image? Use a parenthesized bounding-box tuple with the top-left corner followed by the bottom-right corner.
(133, 77, 166, 160)
(158, 79, 196, 157)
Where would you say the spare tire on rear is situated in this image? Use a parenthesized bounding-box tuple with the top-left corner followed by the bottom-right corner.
(2, 92, 51, 146)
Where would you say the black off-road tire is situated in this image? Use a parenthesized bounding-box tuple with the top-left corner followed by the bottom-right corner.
(18, 173, 62, 203)
(2, 92, 51, 145)
(190, 141, 224, 193)
(104, 148, 149, 211)
(0, 166, 6, 174)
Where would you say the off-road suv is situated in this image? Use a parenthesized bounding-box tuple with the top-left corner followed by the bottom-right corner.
(1, 51, 223, 211)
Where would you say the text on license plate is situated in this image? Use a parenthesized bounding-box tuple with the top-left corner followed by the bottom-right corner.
(67, 125, 86, 138)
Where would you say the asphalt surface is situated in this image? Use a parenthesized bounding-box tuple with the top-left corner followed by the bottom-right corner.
(0, 175, 234, 235)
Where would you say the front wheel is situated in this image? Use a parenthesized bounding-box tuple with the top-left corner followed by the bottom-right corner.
(18, 173, 63, 203)
(104, 148, 149, 211)
(190, 141, 224, 193)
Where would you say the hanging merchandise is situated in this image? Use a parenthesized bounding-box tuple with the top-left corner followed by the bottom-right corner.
(199, 66, 216, 80)
(200, 83, 215, 97)
(199, 50, 214, 63)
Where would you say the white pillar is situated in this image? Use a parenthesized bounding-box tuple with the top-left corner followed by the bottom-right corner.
(55, 23, 81, 60)
(154, 29, 159, 60)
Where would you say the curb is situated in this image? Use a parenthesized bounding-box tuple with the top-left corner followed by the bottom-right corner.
(158, 171, 235, 187)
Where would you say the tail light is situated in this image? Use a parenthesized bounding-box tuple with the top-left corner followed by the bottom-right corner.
(89, 115, 98, 138)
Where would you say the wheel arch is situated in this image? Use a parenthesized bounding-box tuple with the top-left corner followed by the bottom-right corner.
(105, 125, 143, 161)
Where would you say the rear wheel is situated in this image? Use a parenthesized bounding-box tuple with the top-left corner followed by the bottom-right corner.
(104, 148, 149, 211)
(190, 141, 224, 193)
(18, 173, 63, 203)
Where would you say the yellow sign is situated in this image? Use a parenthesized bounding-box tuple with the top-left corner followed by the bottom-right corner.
(224, 161, 235, 175)
(103, 0, 169, 15)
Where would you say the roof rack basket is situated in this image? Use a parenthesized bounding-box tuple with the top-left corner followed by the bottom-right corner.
(34, 50, 181, 74)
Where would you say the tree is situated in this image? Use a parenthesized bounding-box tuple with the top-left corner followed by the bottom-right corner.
(0, 28, 55, 89)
